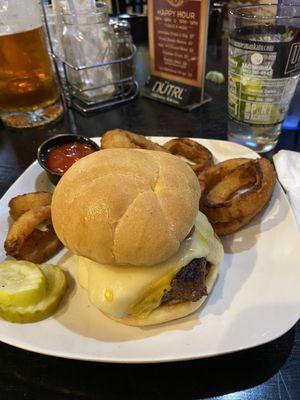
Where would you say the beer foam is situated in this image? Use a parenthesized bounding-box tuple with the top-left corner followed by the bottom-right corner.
(0, 0, 42, 36)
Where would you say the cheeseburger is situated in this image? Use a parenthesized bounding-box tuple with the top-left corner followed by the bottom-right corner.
(52, 148, 223, 326)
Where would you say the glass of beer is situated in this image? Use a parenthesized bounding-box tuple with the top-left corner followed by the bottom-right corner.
(0, 0, 63, 128)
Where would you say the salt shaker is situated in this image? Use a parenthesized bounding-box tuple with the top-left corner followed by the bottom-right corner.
(111, 19, 134, 91)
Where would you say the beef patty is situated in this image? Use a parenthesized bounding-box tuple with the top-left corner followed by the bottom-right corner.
(162, 258, 209, 304)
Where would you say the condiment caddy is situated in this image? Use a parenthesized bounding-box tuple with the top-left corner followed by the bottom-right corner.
(42, 1, 138, 114)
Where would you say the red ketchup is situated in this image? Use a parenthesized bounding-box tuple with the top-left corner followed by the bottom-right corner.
(44, 142, 95, 174)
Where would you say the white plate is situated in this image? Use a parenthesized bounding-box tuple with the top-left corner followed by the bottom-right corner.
(0, 138, 299, 364)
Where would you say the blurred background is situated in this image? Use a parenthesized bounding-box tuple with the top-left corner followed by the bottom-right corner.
(41, 1, 284, 50)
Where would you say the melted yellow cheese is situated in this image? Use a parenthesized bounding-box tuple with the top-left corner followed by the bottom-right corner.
(128, 269, 177, 318)
(78, 212, 223, 319)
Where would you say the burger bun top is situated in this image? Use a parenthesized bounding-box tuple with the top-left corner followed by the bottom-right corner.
(52, 148, 201, 266)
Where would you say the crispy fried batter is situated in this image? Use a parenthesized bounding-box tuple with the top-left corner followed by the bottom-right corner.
(5, 206, 52, 259)
(101, 130, 213, 177)
(199, 158, 276, 235)
(14, 225, 63, 264)
(164, 138, 214, 175)
(9, 192, 52, 220)
(5, 201, 62, 263)
(101, 129, 168, 152)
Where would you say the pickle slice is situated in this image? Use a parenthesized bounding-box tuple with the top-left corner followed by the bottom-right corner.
(0, 264, 67, 323)
(0, 260, 46, 307)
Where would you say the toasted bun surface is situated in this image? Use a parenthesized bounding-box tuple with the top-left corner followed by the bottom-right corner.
(52, 149, 201, 266)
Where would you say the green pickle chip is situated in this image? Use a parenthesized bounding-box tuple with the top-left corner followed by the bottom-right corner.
(0, 263, 67, 323)
(0, 260, 46, 307)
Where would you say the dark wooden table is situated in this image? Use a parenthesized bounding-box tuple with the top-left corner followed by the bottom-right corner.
(0, 35, 299, 400)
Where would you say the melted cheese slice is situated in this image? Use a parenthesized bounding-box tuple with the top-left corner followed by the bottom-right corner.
(78, 212, 223, 319)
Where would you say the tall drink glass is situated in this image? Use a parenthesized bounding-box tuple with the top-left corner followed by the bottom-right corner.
(228, 4, 300, 152)
(0, 0, 63, 128)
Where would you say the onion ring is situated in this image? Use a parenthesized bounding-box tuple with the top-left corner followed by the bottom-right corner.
(5, 206, 51, 258)
(199, 157, 276, 235)
(15, 225, 63, 264)
(164, 138, 214, 175)
(211, 215, 255, 236)
(9, 192, 52, 220)
(198, 158, 250, 192)
(102, 131, 213, 176)
(101, 129, 167, 152)
(6, 192, 62, 263)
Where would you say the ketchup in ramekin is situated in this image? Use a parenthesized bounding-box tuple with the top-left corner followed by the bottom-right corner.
(37, 135, 100, 185)
(44, 141, 95, 174)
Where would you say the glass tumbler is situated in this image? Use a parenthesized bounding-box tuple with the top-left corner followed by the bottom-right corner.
(0, 0, 63, 128)
(59, 2, 116, 104)
(228, 4, 300, 152)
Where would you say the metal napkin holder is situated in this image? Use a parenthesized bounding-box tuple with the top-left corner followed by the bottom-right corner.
(41, 5, 139, 114)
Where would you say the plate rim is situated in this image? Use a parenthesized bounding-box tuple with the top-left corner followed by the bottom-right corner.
(0, 318, 298, 364)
